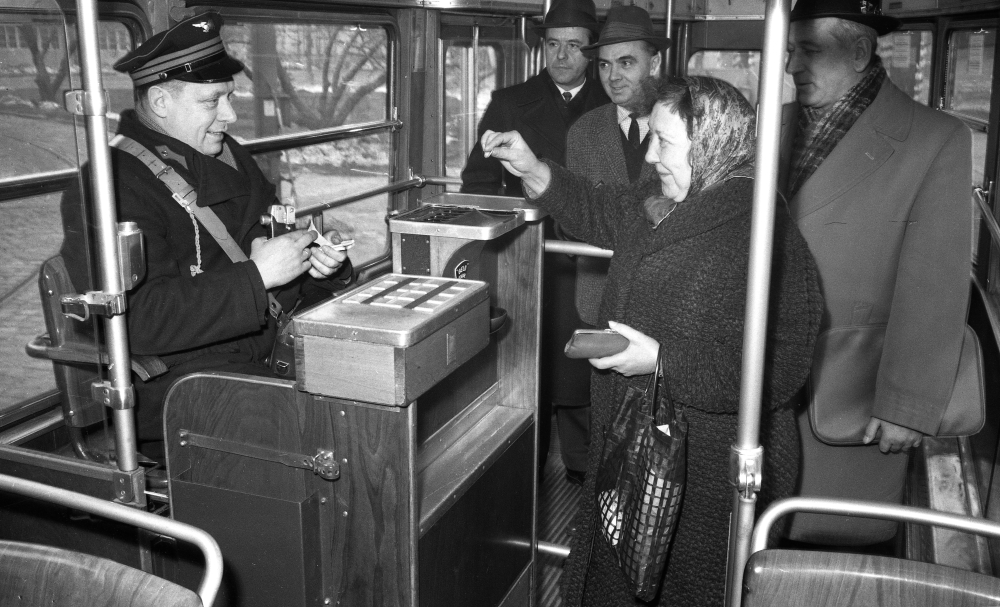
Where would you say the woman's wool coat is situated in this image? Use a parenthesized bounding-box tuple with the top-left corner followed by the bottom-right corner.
(531, 163, 823, 607)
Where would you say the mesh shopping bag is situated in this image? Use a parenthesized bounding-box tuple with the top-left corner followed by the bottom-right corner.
(594, 350, 687, 601)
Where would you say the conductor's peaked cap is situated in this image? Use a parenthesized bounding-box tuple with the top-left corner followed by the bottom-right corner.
(114, 11, 243, 86)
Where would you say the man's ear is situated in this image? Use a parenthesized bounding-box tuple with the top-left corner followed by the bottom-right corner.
(649, 52, 662, 76)
(146, 84, 171, 119)
(853, 37, 874, 73)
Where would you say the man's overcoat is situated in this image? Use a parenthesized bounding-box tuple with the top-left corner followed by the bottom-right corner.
(779, 80, 972, 542)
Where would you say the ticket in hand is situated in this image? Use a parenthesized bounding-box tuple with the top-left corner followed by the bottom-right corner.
(308, 218, 354, 251)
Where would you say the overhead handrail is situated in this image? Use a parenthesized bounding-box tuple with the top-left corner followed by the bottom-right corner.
(0, 169, 77, 203)
(751, 496, 1000, 554)
(0, 473, 223, 607)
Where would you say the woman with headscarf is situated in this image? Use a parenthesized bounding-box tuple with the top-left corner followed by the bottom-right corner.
(482, 76, 822, 606)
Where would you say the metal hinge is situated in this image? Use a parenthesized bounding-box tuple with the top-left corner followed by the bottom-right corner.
(178, 430, 340, 480)
(61, 291, 127, 321)
(729, 445, 763, 499)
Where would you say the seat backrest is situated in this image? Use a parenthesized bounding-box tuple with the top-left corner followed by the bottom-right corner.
(743, 549, 1000, 607)
(0, 540, 201, 607)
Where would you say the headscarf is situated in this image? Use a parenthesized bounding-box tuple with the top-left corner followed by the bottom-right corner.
(680, 76, 756, 196)
(642, 76, 756, 224)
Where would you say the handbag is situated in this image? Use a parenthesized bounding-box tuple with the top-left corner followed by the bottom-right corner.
(593, 350, 687, 601)
(808, 324, 985, 445)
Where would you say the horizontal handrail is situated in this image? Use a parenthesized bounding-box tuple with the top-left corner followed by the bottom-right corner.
(0, 409, 63, 446)
(242, 119, 402, 155)
(0, 473, 223, 607)
(298, 176, 423, 216)
(0, 168, 77, 203)
(752, 496, 1000, 554)
(422, 175, 463, 187)
(545, 240, 613, 259)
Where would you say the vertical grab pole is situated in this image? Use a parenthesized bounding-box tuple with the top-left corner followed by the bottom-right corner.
(723, 0, 790, 605)
(75, 0, 139, 473)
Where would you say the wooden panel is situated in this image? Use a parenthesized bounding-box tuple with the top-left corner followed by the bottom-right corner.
(164, 373, 311, 502)
(743, 550, 1000, 607)
(299, 336, 397, 403)
(496, 222, 542, 411)
(303, 395, 415, 607)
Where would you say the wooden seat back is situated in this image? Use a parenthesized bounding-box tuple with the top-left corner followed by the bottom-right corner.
(0, 539, 201, 607)
(743, 549, 1000, 607)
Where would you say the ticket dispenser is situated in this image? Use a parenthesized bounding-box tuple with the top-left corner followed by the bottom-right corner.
(163, 195, 544, 607)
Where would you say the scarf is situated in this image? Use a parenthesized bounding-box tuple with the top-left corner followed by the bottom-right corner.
(787, 59, 887, 197)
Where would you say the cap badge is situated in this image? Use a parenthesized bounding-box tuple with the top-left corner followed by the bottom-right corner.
(192, 21, 214, 33)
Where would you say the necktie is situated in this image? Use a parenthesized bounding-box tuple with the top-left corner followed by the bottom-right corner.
(628, 113, 640, 149)
(563, 91, 572, 104)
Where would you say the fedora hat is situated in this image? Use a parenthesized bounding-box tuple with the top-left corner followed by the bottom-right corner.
(582, 4, 669, 52)
(790, 0, 900, 36)
(533, 0, 601, 38)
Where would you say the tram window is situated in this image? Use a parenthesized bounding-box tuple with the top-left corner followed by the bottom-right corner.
(686, 50, 795, 105)
(945, 27, 995, 187)
(443, 43, 501, 180)
(254, 132, 391, 264)
(219, 18, 391, 265)
(878, 29, 932, 106)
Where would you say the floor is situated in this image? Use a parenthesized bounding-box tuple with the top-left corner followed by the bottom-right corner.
(536, 417, 583, 607)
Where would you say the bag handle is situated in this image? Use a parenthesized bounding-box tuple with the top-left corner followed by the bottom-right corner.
(645, 345, 676, 421)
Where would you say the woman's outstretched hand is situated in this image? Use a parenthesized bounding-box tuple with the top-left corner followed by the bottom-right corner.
(480, 130, 552, 196)
(589, 320, 660, 377)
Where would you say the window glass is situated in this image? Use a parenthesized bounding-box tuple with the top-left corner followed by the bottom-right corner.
(254, 132, 391, 263)
(220, 18, 392, 264)
(444, 42, 500, 180)
(0, 12, 132, 414)
(686, 50, 796, 105)
(945, 27, 995, 187)
(878, 30, 932, 106)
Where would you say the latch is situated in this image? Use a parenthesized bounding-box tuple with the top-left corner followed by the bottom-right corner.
(260, 204, 297, 239)
(62, 291, 127, 321)
(178, 430, 340, 480)
(728, 445, 763, 499)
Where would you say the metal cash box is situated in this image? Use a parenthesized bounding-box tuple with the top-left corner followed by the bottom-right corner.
(293, 273, 490, 405)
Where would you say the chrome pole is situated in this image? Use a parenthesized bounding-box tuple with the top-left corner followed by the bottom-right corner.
(663, 0, 674, 76)
(75, 0, 138, 472)
(724, 0, 790, 605)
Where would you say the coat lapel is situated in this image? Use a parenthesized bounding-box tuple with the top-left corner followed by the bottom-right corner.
(597, 105, 631, 183)
(515, 75, 569, 161)
(789, 82, 910, 219)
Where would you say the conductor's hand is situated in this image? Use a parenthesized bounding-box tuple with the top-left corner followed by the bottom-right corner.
(863, 417, 924, 453)
(588, 321, 660, 377)
(481, 130, 551, 196)
(307, 229, 349, 279)
(250, 230, 315, 289)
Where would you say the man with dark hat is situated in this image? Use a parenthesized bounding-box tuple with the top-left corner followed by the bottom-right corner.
(59, 11, 352, 455)
(461, 0, 609, 485)
(567, 3, 666, 330)
(779, 0, 972, 546)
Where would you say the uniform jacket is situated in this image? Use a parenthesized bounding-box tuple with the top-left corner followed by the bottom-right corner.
(779, 80, 972, 434)
(534, 164, 822, 607)
(566, 102, 656, 324)
(460, 70, 609, 197)
(61, 111, 350, 371)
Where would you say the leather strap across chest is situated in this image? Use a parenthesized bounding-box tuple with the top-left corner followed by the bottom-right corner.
(111, 134, 283, 318)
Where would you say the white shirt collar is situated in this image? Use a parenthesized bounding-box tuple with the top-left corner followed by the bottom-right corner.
(617, 104, 650, 142)
(556, 80, 586, 101)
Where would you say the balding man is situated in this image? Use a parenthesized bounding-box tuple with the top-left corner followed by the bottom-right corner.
(779, 0, 972, 545)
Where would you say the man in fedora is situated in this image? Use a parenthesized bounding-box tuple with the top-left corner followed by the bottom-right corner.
(60, 12, 352, 456)
(461, 0, 609, 485)
(566, 3, 667, 330)
(780, 0, 972, 545)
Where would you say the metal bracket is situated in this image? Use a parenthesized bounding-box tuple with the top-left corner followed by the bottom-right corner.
(728, 445, 763, 499)
(112, 469, 138, 504)
(91, 381, 135, 411)
(64, 89, 110, 116)
(61, 291, 127, 321)
(178, 430, 340, 481)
